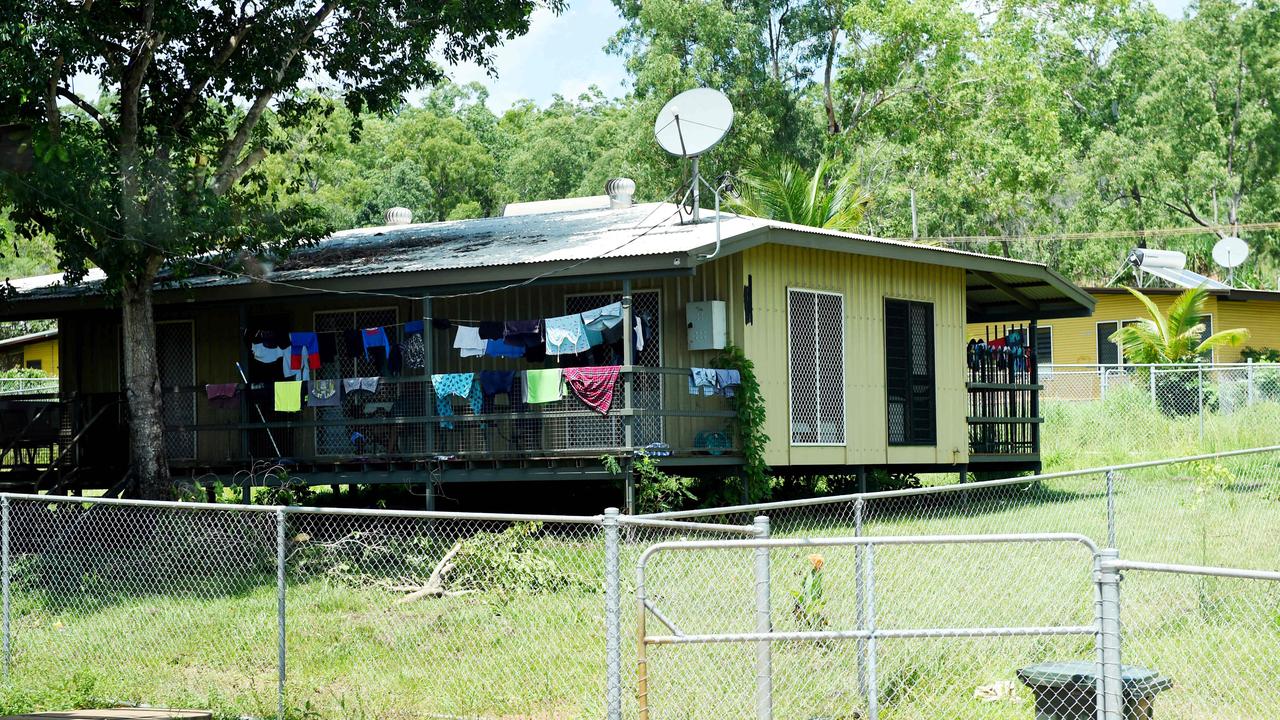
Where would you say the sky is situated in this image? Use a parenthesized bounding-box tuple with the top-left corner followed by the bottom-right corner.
(441, 0, 1194, 112)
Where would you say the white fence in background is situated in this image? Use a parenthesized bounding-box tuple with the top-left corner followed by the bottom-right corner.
(0, 377, 57, 397)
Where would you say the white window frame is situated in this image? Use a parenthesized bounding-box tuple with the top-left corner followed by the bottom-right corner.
(786, 287, 846, 447)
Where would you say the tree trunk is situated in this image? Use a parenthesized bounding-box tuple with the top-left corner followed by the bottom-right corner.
(121, 278, 171, 499)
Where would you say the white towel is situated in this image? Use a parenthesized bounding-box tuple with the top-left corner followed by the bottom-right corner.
(453, 325, 487, 358)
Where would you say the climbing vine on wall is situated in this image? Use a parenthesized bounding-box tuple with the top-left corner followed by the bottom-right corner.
(712, 345, 772, 502)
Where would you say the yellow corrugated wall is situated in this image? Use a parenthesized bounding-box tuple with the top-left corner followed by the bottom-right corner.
(22, 339, 58, 376)
(742, 240, 968, 468)
(964, 291, 1280, 364)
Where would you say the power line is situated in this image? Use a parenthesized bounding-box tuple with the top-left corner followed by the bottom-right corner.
(889, 221, 1280, 244)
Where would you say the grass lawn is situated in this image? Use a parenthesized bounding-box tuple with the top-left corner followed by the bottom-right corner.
(0, 398, 1277, 719)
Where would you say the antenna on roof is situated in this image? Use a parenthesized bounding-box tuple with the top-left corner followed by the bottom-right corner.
(654, 88, 734, 224)
(1212, 235, 1249, 286)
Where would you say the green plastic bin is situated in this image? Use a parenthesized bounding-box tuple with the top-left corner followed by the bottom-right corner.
(1016, 661, 1172, 720)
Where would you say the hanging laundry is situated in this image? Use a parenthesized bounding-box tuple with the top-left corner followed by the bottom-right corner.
(479, 370, 516, 398)
(523, 343, 547, 363)
(342, 329, 363, 357)
(503, 319, 543, 348)
(485, 339, 525, 359)
(401, 333, 426, 370)
(431, 317, 452, 330)
(274, 381, 303, 412)
(453, 325, 487, 358)
(688, 367, 718, 396)
(281, 354, 310, 382)
(252, 343, 287, 365)
(634, 317, 646, 353)
(523, 368, 565, 404)
(404, 319, 425, 336)
(715, 369, 742, 398)
(362, 327, 391, 361)
(432, 373, 482, 429)
(317, 332, 337, 363)
(308, 379, 341, 407)
(478, 321, 504, 340)
(289, 332, 321, 371)
(581, 302, 624, 345)
(205, 383, 239, 410)
(343, 376, 379, 394)
(252, 330, 288, 349)
(601, 318, 625, 345)
(564, 366, 621, 415)
(545, 313, 591, 356)
(388, 344, 403, 375)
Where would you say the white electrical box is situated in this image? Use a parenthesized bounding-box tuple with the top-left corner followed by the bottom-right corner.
(686, 300, 727, 351)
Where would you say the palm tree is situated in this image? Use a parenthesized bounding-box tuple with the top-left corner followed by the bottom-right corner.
(1110, 286, 1249, 363)
(730, 156, 871, 232)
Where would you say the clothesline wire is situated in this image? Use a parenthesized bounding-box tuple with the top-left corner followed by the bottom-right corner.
(3, 172, 685, 307)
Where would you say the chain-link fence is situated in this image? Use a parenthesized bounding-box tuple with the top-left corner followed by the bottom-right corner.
(3, 446, 1279, 719)
(1040, 363, 1280, 464)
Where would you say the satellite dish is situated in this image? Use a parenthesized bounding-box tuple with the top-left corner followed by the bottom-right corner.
(654, 88, 734, 158)
(1213, 236, 1249, 268)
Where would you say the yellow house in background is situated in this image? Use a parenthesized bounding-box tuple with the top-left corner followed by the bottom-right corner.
(0, 329, 58, 375)
(966, 287, 1280, 365)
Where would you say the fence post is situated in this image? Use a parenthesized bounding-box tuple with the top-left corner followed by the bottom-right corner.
(1095, 548, 1123, 720)
(1148, 366, 1157, 406)
(1198, 366, 1205, 442)
(1247, 358, 1256, 406)
(1105, 470, 1117, 550)
(864, 535, 879, 720)
(854, 498, 867, 697)
(603, 508, 622, 720)
(753, 515, 772, 720)
(1100, 365, 1108, 401)
(2, 495, 9, 684)
(275, 507, 287, 720)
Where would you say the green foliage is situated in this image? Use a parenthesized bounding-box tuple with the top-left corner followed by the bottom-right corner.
(731, 156, 870, 231)
(1110, 286, 1249, 363)
(789, 553, 828, 631)
(601, 454, 697, 514)
(711, 345, 772, 502)
(1241, 347, 1280, 363)
(451, 522, 593, 598)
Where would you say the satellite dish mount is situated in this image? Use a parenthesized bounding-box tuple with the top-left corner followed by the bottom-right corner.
(1212, 235, 1249, 286)
(654, 88, 734, 225)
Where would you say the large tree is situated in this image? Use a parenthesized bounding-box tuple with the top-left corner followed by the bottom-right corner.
(0, 0, 558, 498)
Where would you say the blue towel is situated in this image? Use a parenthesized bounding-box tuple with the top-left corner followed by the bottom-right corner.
(479, 370, 516, 398)
(485, 339, 525, 359)
(688, 367, 718, 396)
(715, 369, 742, 397)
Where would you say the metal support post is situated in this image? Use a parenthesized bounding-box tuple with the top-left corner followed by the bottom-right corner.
(1096, 548, 1123, 720)
(854, 498, 867, 697)
(753, 516, 772, 720)
(1149, 366, 1157, 406)
(1105, 470, 1117, 550)
(864, 534, 879, 720)
(2, 496, 9, 683)
(276, 508, 287, 720)
(621, 280, 635, 453)
(1100, 365, 1108, 401)
(603, 508, 622, 720)
(423, 296, 436, 456)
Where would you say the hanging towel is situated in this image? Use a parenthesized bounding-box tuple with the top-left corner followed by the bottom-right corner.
(274, 381, 303, 412)
(362, 327, 391, 360)
(404, 319, 425, 336)
(479, 370, 516, 398)
(453, 325, 487, 358)
(432, 373, 481, 429)
(308, 379, 342, 407)
(545, 313, 591, 356)
(289, 332, 321, 370)
(485, 339, 525, 359)
(205, 383, 240, 410)
(478, 321, 504, 340)
(343, 377, 379, 395)
(317, 332, 337, 363)
(504, 320, 543, 348)
(523, 368, 565, 404)
(715, 369, 742, 398)
(563, 366, 621, 415)
(689, 367, 718, 396)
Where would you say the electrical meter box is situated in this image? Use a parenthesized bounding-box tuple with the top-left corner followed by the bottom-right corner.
(686, 301, 727, 351)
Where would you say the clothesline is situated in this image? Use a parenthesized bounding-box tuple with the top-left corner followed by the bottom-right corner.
(236, 301, 627, 337)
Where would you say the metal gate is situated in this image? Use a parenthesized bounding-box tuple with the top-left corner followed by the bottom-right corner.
(636, 532, 1105, 720)
(156, 320, 196, 459)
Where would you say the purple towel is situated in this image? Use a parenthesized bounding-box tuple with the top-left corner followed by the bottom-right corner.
(503, 320, 543, 348)
(205, 383, 240, 410)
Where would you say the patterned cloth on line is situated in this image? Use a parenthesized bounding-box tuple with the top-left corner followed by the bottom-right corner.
(688, 367, 718, 396)
(432, 372, 482, 429)
(343, 377, 379, 394)
(563, 365, 621, 415)
(545, 313, 591, 356)
(308, 379, 342, 407)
